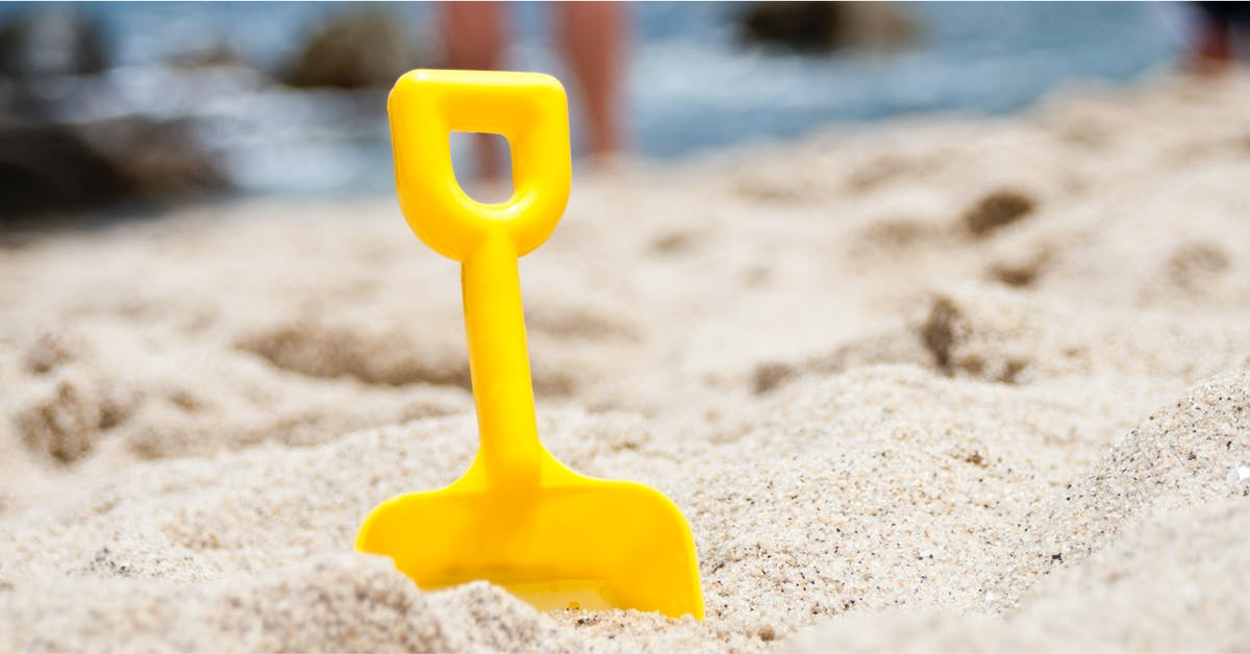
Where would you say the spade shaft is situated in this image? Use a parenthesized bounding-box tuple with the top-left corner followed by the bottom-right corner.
(462, 234, 541, 491)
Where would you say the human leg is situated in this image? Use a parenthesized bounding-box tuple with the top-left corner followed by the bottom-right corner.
(555, 2, 629, 161)
(442, 2, 508, 178)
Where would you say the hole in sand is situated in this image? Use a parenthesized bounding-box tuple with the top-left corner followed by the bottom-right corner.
(450, 131, 514, 204)
(962, 189, 1035, 237)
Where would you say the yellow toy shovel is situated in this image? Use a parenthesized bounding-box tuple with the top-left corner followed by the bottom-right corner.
(355, 69, 704, 620)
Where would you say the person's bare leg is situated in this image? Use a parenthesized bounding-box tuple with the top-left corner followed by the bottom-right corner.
(556, 2, 628, 163)
(443, 2, 506, 179)
(1194, 23, 1231, 74)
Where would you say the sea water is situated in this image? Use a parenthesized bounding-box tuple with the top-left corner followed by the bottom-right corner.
(0, 2, 1187, 195)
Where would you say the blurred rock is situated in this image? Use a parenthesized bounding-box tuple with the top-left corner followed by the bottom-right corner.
(79, 117, 229, 197)
(0, 120, 127, 218)
(0, 117, 228, 223)
(284, 9, 424, 89)
(0, 9, 107, 79)
(739, 2, 918, 54)
(0, 9, 236, 224)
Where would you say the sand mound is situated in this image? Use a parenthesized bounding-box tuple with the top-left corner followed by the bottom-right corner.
(1, 554, 579, 653)
(783, 370, 1250, 653)
(999, 368, 1250, 603)
(785, 497, 1250, 653)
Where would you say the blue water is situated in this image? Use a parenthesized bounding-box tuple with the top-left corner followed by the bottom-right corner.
(0, 2, 1188, 194)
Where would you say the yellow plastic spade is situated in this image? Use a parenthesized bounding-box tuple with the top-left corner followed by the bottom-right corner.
(355, 69, 704, 620)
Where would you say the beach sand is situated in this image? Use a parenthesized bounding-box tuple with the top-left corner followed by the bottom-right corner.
(2, 72, 1250, 652)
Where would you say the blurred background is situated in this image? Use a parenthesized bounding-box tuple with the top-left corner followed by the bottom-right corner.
(0, 1, 1239, 222)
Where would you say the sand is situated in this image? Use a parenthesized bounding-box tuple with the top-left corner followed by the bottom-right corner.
(2, 71, 1250, 652)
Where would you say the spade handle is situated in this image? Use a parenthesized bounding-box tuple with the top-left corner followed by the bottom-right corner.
(388, 70, 572, 490)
